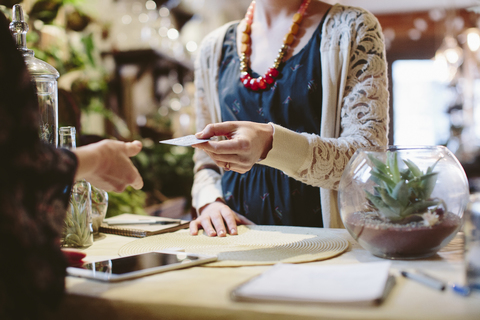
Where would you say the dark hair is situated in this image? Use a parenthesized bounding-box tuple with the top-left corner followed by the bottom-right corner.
(0, 11, 68, 320)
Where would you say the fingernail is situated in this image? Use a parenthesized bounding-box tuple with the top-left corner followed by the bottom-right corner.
(230, 228, 237, 234)
(218, 230, 226, 236)
(209, 230, 216, 236)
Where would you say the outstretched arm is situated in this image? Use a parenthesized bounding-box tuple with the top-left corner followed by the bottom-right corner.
(73, 139, 144, 192)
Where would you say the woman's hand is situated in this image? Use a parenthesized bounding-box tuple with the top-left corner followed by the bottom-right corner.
(194, 121, 273, 174)
(73, 140, 144, 192)
(189, 201, 255, 237)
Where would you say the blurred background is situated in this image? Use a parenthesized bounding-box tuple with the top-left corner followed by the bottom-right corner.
(2, 0, 480, 219)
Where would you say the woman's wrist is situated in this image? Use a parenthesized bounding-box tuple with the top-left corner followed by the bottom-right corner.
(71, 144, 98, 181)
(260, 122, 274, 160)
(198, 198, 225, 215)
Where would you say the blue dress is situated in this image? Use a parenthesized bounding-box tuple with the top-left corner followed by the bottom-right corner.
(218, 18, 326, 227)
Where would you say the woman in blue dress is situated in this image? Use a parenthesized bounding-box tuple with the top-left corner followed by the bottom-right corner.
(190, 0, 389, 236)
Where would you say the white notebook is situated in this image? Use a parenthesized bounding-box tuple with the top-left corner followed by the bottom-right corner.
(231, 261, 394, 306)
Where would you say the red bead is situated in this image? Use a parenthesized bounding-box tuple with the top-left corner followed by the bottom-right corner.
(264, 74, 274, 84)
(240, 73, 250, 82)
(250, 78, 259, 91)
(243, 77, 252, 89)
(257, 78, 266, 90)
(268, 68, 279, 78)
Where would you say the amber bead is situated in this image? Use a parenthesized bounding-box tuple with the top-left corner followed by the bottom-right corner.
(241, 23, 251, 34)
(290, 23, 299, 35)
(292, 13, 303, 24)
(241, 33, 250, 44)
(284, 33, 294, 45)
(240, 43, 251, 54)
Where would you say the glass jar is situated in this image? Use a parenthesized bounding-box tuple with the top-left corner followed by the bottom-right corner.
(10, 4, 60, 146)
(59, 126, 93, 248)
(91, 185, 108, 235)
(59, 126, 76, 149)
(63, 180, 94, 248)
(338, 145, 469, 259)
(465, 193, 480, 291)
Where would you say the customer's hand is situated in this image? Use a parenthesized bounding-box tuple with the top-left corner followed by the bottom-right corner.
(189, 201, 255, 237)
(193, 121, 273, 174)
(73, 140, 144, 192)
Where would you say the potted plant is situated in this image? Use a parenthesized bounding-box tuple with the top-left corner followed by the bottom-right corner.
(338, 146, 469, 259)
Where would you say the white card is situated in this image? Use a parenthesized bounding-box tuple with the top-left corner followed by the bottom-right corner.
(159, 135, 210, 146)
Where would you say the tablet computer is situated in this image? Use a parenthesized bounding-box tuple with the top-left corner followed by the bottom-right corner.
(66, 251, 217, 282)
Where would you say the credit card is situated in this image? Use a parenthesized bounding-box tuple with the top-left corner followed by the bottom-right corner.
(159, 135, 211, 146)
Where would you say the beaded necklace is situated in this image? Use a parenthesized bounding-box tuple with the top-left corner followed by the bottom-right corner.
(239, 0, 311, 91)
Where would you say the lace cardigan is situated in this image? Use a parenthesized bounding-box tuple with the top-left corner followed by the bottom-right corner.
(191, 3, 389, 228)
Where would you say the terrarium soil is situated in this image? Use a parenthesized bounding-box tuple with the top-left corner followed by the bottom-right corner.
(344, 212, 461, 258)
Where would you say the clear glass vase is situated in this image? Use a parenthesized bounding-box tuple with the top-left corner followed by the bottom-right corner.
(62, 180, 93, 248)
(338, 145, 469, 259)
(91, 186, 108, 235)
(10, 4, 60, 146)
(465, 193, 480, 291)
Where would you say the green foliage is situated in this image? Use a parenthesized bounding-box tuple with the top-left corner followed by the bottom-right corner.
(6, 1, 194, 217)
(365, 151, 441, 222)
(106, 186, 147, 218)
(133, 143, 194, 205)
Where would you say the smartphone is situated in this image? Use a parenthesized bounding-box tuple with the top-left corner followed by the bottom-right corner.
(66, 251, 217, 282)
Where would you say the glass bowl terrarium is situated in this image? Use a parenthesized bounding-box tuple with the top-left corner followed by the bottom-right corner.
(338, 146, 469, 259)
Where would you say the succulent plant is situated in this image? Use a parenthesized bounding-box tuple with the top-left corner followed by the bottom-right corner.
(365, 151, 444, 223)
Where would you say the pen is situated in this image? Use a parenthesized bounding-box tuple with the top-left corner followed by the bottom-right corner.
(106, 219, 180, 226)
(450, 282, 471, 296)
(400, 270, 446, 291)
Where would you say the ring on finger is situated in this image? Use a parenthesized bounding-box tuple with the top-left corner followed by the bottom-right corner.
(224, 162, 231, 171)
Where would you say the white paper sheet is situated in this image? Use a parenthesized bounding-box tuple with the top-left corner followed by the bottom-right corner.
(232, 261, 393, 305)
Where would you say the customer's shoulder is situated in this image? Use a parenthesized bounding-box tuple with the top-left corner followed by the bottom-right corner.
(326, 3, 380, 28)
(199, 21, 238, 51)
(321, 4, 383, 50)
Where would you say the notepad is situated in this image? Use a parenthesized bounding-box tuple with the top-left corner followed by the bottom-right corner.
(99, 213, 190, 238)
(231, 261, 394, 306)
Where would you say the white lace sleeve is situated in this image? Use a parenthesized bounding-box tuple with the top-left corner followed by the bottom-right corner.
(261, 6, 389, 191)
(300, 7, 389, 189)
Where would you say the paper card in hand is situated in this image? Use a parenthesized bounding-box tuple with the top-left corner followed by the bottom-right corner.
(159, 135, 210, 147)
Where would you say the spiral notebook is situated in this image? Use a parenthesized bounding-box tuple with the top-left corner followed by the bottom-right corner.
(99, 213, 190, 238)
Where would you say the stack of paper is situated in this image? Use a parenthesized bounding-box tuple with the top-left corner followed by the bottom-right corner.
(231, 261, 394, 306)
